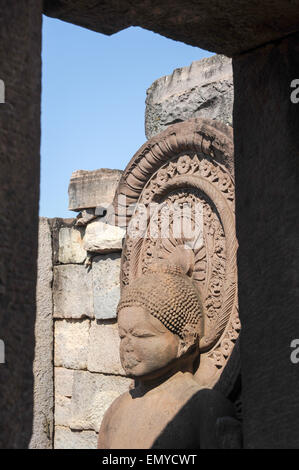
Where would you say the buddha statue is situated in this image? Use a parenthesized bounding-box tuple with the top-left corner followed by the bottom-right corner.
(97, 248, 240, 449)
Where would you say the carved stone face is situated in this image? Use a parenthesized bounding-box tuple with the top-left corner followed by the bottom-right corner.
(118, 306, 180, 379)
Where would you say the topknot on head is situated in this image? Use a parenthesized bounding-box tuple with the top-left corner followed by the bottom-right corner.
(117, 245, 203, 342)
(147, 262, 185, 277)
(148, 245, 195, 278)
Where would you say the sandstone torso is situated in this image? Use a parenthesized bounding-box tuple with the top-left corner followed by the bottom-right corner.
(99, 372, 234, 449)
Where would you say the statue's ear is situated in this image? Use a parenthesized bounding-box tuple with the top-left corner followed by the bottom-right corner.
(166, 245, 195, 277)
(177, 324, 198, 358)
(177, 340, 192, 358)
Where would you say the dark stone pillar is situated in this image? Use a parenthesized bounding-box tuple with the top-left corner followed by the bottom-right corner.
(233, 32, 299, 448)
(0, 1, 42, 448)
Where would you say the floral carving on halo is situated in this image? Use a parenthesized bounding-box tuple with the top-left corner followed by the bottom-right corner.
(120, 136, 238, 385)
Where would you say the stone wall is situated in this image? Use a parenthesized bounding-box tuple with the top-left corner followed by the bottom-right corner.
(29, 218, 54, 448)
(233, 32, 299, 448)
(145, 54, 233, 139)
(31, 169, 132, 449)
(52, 223, 131, 449)
(0, 0, 42, 449)
(51, 170, 133, 449)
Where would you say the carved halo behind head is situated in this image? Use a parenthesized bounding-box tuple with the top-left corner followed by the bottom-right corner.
(112, 118, 240, 388)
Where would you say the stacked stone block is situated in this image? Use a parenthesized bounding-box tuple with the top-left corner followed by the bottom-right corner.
(52, 169, 132, 449)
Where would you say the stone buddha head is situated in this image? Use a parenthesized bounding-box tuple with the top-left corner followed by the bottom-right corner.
(117, 248, 204, 381)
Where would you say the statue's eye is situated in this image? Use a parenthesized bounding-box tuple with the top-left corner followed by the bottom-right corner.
(119, 331, 126, 339)
(131, 330, 155, 338)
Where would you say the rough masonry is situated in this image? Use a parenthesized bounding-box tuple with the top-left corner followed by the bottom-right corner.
(145, 55, 233, 139)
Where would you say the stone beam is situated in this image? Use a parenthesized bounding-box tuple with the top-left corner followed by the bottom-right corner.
(43, 0, 299, 56)
(29, 218, 54, 449)
(0, 0, 42, 448)
(68, 169, 123, 212)
(233, 31, 299, 448)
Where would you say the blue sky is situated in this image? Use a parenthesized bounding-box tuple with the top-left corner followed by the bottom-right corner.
(40, 16, 212, 218)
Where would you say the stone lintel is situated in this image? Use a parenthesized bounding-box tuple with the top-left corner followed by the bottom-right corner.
(43, 1, 299, 57)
